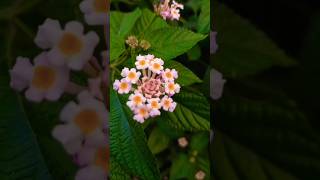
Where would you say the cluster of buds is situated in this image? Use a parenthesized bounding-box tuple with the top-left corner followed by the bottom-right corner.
(125, 35, 151, 50)
(113, 54, 180, 123)
(154, 0, 184, 21)
(9, 0, 109, 179)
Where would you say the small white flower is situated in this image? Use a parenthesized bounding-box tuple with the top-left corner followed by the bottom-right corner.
(121, 68, 141, 84)
(133, 105, 150, 123)
(127, 92, 146, 110)
(147, 98, 161, 117)
(52, 91, 108, 154)
(170, 8, 180, 20)
(34, 19, 99, 70)
(165, 82, 180, 95)
(9, 52, 69, 102)
(210, 68, 226, 100)
(75, 146, 108, 180)
(162, 68, 178, 82)
(161, 96, 177, 112)
(113, 79, 131, 94)
(135, 55, 150, 70)
(178, 137, 188, 148)
(79, 0, 108, 25)
(149, 58, 164, 74)
(195, 170, 206, 180)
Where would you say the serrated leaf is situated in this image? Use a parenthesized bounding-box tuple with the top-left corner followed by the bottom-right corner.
(162, 91, 210, 132)
(110, 158, 131, 180)
(164, 60, 202, 86)
(144, 27, 206, 60)
(110, 32, 125, 62)
(213, 3, 297, 78)
(0, 66, 51, 179)
(132, 8, 168, 36)
(110, 89, 160, 180)
(110, 8, 142, 37)
(147, 127, 170, 154)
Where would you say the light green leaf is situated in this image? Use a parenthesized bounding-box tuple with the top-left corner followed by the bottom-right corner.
(110, 89, 160, 180)
(164, 60, 202, 86)
(213, 3, 297, 78)
(110, 8, 142, 37)
(162, 91, 210, 132)
(197, 0, 210, 34)
(0, 66, 51, 179)
(144, 27, 206, 60)
(148, 127, 170, 154)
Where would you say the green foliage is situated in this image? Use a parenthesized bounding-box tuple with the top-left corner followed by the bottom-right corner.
(147, 127, 170, 154)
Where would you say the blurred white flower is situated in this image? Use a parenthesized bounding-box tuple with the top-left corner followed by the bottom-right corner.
(154, 0, 184, 21)
(149, 58, 164, 74)
(9, 52, 69, 102)
(79, 0, 108, 25)
(162, 68, 178, 82)
(178, 137, 188, 148)
(121, 68, 141, 84)
(135, 55, 150, 70)
(164, 81, 180, 95)
(127, 92, 146, 110)
(195, 170, 206, 180)
(161, 96, 177, 112)
(147, 98, 162, 117)
(34, 19, 99, 70)
(75, 146, 109, 180)
(52, 91, 108, 154)
(133, 105, 151, 123)
(210, 68, 226, 100)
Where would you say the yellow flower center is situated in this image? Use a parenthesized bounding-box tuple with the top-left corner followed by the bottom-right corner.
(58, 33, 83, 56)
(32, 66, 56, 90)
(164, 100, 170, 107)
(74, 109, 101, 135)
(119, 82, 128, 90)
(94, 147, 109, 172)
(151, 101, 158, 109)
(133, 96, 142, 104)
(168, 83, 175, 91)
(165, 72, 172, 78)
(128, 72, 136, 80)
(153, 63, 161, 70)
(139, 108, 147, 116)
(94, 0, 108, 13)
(139, 60, 146, 66)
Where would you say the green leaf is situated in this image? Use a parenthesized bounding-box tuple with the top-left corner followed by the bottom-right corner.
(110, 32, 125, 62)
(110, 158, 131, 180)
(0, 66, 51, 179)
(147, 127, 170, 154)
(110, 89, 160, 179)
(164, 60, 202, 86)
(144, 27, 206, 60)
(110, 8, 142, 37)
(132, 8, 168, 36)
(213, 3, 297, 78)
(170, 154, 196, 180)
(197, 0, 210, 34)
(187, 44, 201, 61)
(190, 132, 209, 152)
(161, 91, 210, 132)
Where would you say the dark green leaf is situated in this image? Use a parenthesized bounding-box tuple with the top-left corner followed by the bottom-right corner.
(147, 127, 170, 154)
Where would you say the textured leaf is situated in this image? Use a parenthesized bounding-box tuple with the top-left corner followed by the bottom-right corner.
(144, 27, 206, 60)
(110, 32, 125, 62)
(147, 127, 170, 154)
(162, 91, 210, 132)
(0, 66, 51, 179)
(110, 89, 160, 179)
(164, 60, 202, 86)
(110, 8, 142, 37)
(213, 3, 297, 78)
(110, 158, 131, 180)
(170, 154, 196, 180)
(132, 8, 168, 37)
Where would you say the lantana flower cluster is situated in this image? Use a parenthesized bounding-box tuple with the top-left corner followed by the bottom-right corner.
(113, 54, 180, 123)
(154, 0, 184, 21)
(9, 0, 109, 179)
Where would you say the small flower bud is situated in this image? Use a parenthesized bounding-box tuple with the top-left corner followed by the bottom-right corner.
(178, 137, 188, 148)
(126, 36, 139, 49)
(189, 156, 196, 163)
(140, 39, 151, 50)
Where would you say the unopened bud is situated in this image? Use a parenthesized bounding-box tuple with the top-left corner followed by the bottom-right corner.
(195, 170, 206, 180)
(126, 36, 139, 49)
(140, 39, 151, 50)
(178, 137, 188, 148)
